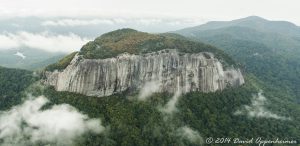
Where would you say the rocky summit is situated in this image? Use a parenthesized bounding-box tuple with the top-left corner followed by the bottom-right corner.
(44, 29, 244, 97)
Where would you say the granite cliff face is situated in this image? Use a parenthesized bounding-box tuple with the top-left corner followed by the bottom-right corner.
(44, 49, 244, 97)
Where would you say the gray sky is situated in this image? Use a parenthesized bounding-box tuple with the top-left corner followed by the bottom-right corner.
(1, 0, 300, 53)
(1, 0, 300, 25)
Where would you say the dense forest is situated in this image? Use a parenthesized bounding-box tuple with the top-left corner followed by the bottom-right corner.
(37, 76, 300, 146)
(175, 17, 300, 102)
(46, 29, 236, 72)
(186, 34, 300, 102)
(79, 29, 235, 64)
(0, 66, 38, 110)
(1, 65, 299, 145)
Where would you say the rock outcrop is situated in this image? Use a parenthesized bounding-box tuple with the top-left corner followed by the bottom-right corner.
(44, 49, 244, 97)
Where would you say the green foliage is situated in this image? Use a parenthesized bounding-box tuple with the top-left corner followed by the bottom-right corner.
(0, 66, 37, 110)
(45, 52, 77, 71)
(179, 86, 300, 142)
(36, 76, 300, 146)
(78, 29, 236, 66)
(42, 87, 176, 146)
(192, 36, 300, 100)
(176, 20, 300, 101)
(45, 29, 237, 72)
(1, 65, 299, 145)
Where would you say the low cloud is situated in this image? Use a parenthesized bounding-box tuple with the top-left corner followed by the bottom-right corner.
(234, 91, 290, 120)
(135, 18, 162, 26)
(0, 96, 105, 146)
(138, 80, 161, 101)
(14, 51, 26, 59)
(159, 90, 182, 114)
(159, 77, 183, 114)
(177, 126, 204, 144)
(42, 19, 115, 26)
(40, 18, 204, 28)
(0, 31, 90, 53)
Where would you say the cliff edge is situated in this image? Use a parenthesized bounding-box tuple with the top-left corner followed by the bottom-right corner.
(44, 29, 244, 97)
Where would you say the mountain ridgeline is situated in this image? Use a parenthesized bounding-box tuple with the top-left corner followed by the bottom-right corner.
(44, 29, 244, 97)
(174, 16, 300, 100)
(0, 48, 66, 70)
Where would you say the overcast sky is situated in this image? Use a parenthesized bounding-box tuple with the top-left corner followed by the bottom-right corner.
(1, 0, 300, 53)
(1, 0, 300, 25)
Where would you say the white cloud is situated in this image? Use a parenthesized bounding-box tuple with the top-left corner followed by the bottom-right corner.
(0, 96, 105, 146)
(177, 126, 204, 144)
(159, 90, 182, 114)
(40, 18, 204, 28)
(1, 0, 300, 25)
(0, 31, 90, 53)
(42, 19, 115, 26)
(136, 18, 162, 26)
(0, 33, 19, 48)
(14, 51, 26, 59)
(159, 76, 182, 114)
(138, 80, 161, 101)
(234, 91, 290, 120)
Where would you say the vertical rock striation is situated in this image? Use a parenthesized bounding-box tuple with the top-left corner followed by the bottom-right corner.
(44, 49, 244, 97)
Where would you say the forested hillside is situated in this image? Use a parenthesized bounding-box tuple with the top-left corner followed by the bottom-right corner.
(175, 16, 300, 101)
(0, 66, 38, 110)
(0, 56, 299, 146)
(32, 75, 299, 146)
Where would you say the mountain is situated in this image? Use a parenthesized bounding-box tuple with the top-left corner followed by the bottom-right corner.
(1, 28, 299, 145)
(43, 29, 244, 97)
(0, 48, 66, 70)
(76, 28, 234, 63)
(176, 16, 300, 37)
(40, 29, 299, 145)
(175, 16, 300, 55)
(174, 16, 300, 100)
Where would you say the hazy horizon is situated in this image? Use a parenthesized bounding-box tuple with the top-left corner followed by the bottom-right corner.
(1, 0, 300, 25)
(1, 0, 300, 53)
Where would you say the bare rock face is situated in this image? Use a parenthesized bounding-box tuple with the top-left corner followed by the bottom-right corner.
(44, 49, 244, 97)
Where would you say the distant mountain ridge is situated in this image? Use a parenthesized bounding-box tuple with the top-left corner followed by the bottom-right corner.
(174, 16, 300, 100)
(0, 48, 66, 70)
(176, 16, 300, 37)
